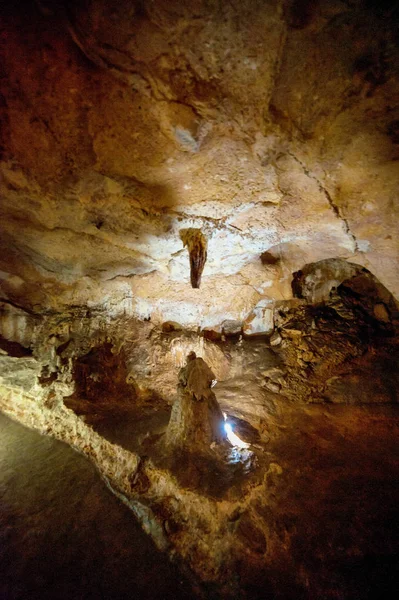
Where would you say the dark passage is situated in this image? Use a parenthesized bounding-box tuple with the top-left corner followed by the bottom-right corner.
(0, 412, 191, 600)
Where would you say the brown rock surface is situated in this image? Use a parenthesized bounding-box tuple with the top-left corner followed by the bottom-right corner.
(0, 0, 398, 327)
(1, 2, 399, 599)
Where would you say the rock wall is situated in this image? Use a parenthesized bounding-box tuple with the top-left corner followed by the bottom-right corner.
(1, 3, 399, 597)
(1, 300, 398, 599)
(0, 0, 398, 327)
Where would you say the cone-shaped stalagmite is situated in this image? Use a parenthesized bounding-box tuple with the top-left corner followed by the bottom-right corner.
(180, 229, 207, 288)
(166, 352, 226, 452)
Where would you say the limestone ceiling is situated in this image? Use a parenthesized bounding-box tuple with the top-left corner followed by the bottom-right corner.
(0, 0, 398, 326)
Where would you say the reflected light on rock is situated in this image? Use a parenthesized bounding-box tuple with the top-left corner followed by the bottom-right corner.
(170, 338, 205, 367)
(223, 413, 250, 449)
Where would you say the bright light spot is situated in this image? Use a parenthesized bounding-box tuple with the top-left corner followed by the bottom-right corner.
(223, 419, 250, 449)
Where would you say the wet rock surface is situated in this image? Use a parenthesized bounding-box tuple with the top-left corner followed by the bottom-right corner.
(0, 412, 194, 600)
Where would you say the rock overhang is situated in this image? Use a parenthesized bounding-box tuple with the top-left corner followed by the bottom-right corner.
(0, 0, 398, 326)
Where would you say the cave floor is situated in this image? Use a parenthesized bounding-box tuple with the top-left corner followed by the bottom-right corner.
(67, 401, 262, 500)
(241, 402, 399, 599)
(81, 404, 171, 455)
(66, 395, 399, 598)
(0, 412, 195, 600)
(1, 387, 398, 599)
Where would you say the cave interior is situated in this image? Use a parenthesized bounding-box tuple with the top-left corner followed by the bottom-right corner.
(0, 1, 399, 599)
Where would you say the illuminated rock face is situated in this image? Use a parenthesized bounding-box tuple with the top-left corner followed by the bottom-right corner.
(243, 305, 274, 336)
(0, 264, 398, 599)
(0, 3, 399, 599)
(0, 0, 398, 328)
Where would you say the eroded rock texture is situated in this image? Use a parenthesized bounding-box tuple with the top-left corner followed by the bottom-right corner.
(1, 267, 398, 598)
(1, 2, 399, 600)
(0, 0, 398, 327)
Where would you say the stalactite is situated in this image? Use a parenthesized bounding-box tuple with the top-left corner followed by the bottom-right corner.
(180, 229, 208, 289)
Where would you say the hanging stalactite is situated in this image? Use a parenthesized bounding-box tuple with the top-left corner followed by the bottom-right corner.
(180, 229, 208, 288)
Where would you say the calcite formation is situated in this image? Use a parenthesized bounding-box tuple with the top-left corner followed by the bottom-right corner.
(0, 1, 399, 599)
(180, 229, 208, 288)
(0, 0, 398, 327)
(166, 352, 225, 451)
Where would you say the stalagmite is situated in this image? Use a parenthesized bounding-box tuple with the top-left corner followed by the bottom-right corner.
(165, 351, 225, 452)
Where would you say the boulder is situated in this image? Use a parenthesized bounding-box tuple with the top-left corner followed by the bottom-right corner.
(243, 308, 274, 336)
(202, 326, 223, 342)
(162, 321, 183, 333)
(373, 303, 390, 323)
(222, 320, 242, 336)
(269, 331, 282, 347)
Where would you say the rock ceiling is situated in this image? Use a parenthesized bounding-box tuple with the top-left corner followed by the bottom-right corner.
(1, 4, 399, 597)
(0, 0, 398, 326)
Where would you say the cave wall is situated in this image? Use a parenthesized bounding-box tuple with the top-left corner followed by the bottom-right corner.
(0, 0, 398, 326)
(1, 5, 399, 597)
